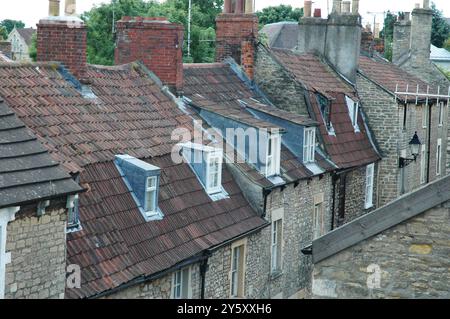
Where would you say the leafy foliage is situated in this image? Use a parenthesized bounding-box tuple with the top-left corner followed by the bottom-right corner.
(29, 32, 37, 62)
(82, 0, 222, 65)
(256, 5, 303, 26)
(380, 11, 397, 61)
(430, 3, 450, 48)
(0, 19, 25, 39)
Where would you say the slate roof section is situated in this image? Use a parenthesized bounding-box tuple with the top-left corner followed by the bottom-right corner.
(0, 98, 82, 209)
(260, 22, 299, 49)
(16, 28, 36, 46)
(267, 48, 380, 169)
(430, 44, 450, 61)
(0, 61, 266, 298)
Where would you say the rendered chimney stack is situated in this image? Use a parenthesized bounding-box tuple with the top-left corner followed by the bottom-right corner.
(393, 13, 412, 64)
(245, 0, 254, 13)
(65, 0, 76, 16)
(304, 1, 312, 18)
(115, 17, 184, 94)
(38, 0, 87, 80)
(332, 0, 342, 14)
(410, 2, 433, 65)
(49, 0, 60, 16)
(342, 1, 351, 14)
(352, 0, 360, 15)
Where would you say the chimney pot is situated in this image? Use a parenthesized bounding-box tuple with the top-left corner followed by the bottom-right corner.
(313, 8, 322, 18)
(224, 0, 232, 13)
(245, 0, 254, 13)
(65, 0, 76, 16)
(404, 12, 411, 21)
(342, 1, 351, 14)
(352, 0, 360, 15)
(304, 1, 312, 18)
(49, 0, 60, 16)
(423, 0, 430, 9)
(415, 3, 420, 8)
(235, 0, 244, 14)
(332, 0, 342, 14)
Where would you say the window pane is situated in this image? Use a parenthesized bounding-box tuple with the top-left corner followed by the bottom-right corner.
(146, 189, 156, 212)
(147, 176, 156, 189)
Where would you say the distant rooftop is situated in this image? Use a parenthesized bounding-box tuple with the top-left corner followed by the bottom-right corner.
(430, 44, 450, 62)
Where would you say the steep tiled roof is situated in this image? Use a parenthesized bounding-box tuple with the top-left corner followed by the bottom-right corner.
(0, 98, 82, 209)
(358, 55, 431, 102)
(15, 28, 36, 46)
(270, 48, 357, 99)
(267, 48, 380, 169)
(0, 61, 266, 298)
(183, 62, 332, 183)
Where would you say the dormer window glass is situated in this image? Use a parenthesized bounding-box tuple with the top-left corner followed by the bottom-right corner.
(145, 176, 158, 214)
(345, 96, 360, 131)
(266, 133, 281, 177)
(67, 194, 81, 232)
(303, 127, 316, 163)
(207, 153, 222, 194)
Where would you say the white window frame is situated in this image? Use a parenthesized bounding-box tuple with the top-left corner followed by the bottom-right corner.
(205, 151, 223, 194)
(171, 267, 191, 299)
(145, 176, 158, 215)
(230, 239, 246, 298)
(303, 127, 316, 163)
(436, 138, 442, 176)
(313, 202, 324, 239)
(0, 207, 18, 299)
(420, 144, 427, 184)
(270, 219, 283, 275)
(345, 96, 360, 132)
(265, 133, 281, 177)
(438, 102, 444, 127)
(364, 163, 375, 209)
(422, 104, 428, 128)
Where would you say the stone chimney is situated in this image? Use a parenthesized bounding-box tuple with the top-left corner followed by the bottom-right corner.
(215, 0, 258, 79)
(410, 0, 433, 66)
(393, 13, 412, 64)
(115, 17, 184, 94)
(298, 0, 361, 82)
(37, 0, 87, 80)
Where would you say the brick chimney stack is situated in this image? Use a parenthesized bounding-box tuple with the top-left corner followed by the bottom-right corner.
(215, 0, 258, 80)
(37, 0, 87, 80)
(115, 17, 184, 94)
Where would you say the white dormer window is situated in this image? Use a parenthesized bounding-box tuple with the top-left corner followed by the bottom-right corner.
(345, 96, 360, 131)
(303, 127, 316, 163)
(266, 133, 281, 177)
(206, 153, 222, 194)
(145, 176, 158, 214)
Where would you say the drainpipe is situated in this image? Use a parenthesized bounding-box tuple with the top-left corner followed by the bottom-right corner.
(199, 254, 209, 299)
(426, 103, 432, 183)
(330, 173, 337, 230)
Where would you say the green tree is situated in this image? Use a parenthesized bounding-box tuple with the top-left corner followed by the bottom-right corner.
(380, 11, 397, 61)
(256, 5, 303, 26)
(0, 19, 26, 39)
(82, 0, 222, 65)
(29, 32, 37, 62)
(431, 2, 450, 47)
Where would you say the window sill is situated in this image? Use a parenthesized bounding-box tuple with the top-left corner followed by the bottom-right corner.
(66, 223, 82, 233)
(364, 203, 373, 210)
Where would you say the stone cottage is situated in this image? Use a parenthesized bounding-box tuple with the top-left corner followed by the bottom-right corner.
(0, 97, 82, 299)
(310, 174, 450, 299)
(7, 27, 35, 62)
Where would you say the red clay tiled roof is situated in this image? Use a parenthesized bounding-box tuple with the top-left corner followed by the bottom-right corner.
(68, 155, 266, 298)
(309, 92, 380, 168)
(183, 62, 328, 181)
(270, 48, 357, 99)
(358, 55, 432, 102)
(267, 49, 380, 169)
(0, 61, 266, 298)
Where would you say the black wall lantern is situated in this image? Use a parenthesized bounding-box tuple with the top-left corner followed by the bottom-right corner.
(399, 132, 421, 168)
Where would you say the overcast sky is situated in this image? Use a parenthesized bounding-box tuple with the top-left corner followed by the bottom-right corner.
(1, 0, 449, 28)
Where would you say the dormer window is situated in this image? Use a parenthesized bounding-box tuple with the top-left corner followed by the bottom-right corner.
(180, 142, 227, 199)
(207, 153, 222, 194)
(145, 176, 158, 214)
(303, 127, 316, 163)
(266, 133, 281, 177)
(115, 155, 163, 221)
(345, 96, 360, 131)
